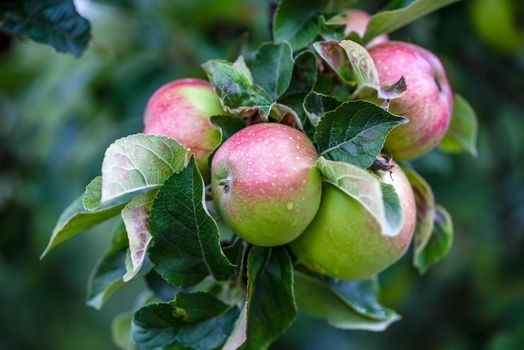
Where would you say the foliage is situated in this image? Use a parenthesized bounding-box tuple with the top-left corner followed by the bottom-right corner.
(4, 0, 522, 349)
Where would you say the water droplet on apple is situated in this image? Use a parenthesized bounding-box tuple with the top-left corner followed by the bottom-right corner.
(287, 202, 294, 210)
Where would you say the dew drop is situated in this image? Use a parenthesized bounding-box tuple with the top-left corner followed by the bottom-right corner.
(287, 202, 294, 210)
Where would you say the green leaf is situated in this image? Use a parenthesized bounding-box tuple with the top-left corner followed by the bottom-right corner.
(132, 292, 239, 350)
(233, 55, 253, 83)
(313, 41, 353, 84)
(439, 94, 479, 156)
(202, 59, 273, 119)
(329, 277, 397, 320)
(112, 311, 135, 350)
(363, 0, 460, 44)
(314, 40, 408, 100)
(314, 101, 407, 169)
(273, 0, 325, 51)
(149, 159, 235, 288)
(223, 303, 248, 350)
(86, 221, 128, 309)
(303, 91, 341, 126)
(210, 115, 245, 143)
(285, 50, 318, 95)
(121, 191, 156, 282)
(340, 40, 406, 99)
(98, 134, 188, 208)
(0, 0, 91, 57)
(316, 157, 404, 237)
(414, 205, 454, 273)
(252, 41, 294, 100)
(240, 247, 296, 350)
(294, 271, 400, 331)
(403, 168, 436, 266)
(82, 176, 102, 210)
(41, 196, 124, 258)
(144, 270, 180, 302)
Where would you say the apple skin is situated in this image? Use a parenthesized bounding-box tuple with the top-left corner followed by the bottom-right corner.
(290, 163, 416, 280)
(368, 42, 453, 160)
(143, 78, 223, 180)
(344, 9, 388, 47)
(211, 123, 322, 247)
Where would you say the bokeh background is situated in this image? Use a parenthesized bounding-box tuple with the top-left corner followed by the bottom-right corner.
(1, 0, 523, 349)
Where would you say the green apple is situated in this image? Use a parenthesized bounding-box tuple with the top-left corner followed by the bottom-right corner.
(143, 78, 223, 180)
(211, 123, 322, 247)
(290, 162, 416, 280)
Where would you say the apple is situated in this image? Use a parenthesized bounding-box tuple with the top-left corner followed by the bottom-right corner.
(368, 42, 453, 160)
(143, 78, 223, 180)
(343, 9, 388, 47)
(211, 123, 322, 247)
(290, 162, 416, 280)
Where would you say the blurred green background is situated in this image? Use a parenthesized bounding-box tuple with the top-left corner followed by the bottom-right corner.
(1, 0, 524, 349)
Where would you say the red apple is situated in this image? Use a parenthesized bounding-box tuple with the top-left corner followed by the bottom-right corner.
(211, 123, 322, 246)
(143, 78, 223, 180)
(290, 162, 416, 280)
(369, 42, 453, 160)
(344, 9, 388, 47)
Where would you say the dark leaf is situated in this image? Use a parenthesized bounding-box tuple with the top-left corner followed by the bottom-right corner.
(132, 292, 239, 350)
(149, 159, 235, 288)
(273, 0, 326, 51)
(86, 220, 128, 309)
(0, 0, 91, 56)
(202, 59, 273, 119)
(240, 247, 296, 350)
(314, 101, 407, 169)
(252, 41, 294, 100)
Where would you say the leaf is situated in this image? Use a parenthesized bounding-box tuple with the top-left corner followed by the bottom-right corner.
(414, 205, 454, 273)
(41, 196, 124, 258)
(240, 247, 296, 350)
(86, 221, 128, 309)
(439, 94, 479, 156)
(112, 311, 135, 350)
(313, 41, 353, 84)
(252, 41, 294, 100)
(233, 56, 253, 83)
(132, 292, 239, 350)
(210, 115, 245, 143)
(314, 40, 408, 100)
(149, 159, 235, 288)
(403, 168, 436, 264)
(303, 91, 341, 126)
(99, 134, 188, 207)
(273, 0, 325, 51)
(314, 101, 407, 169)
(144, 270, 180, 302)
(121, 191, 156, 282)
(329, 277, 397, 320)
(0, 0, 91, 57)
(363, 0, 460, 44)
(202, 59, 273, 119)
(316, 157, 404, 237)
(82, 176, 102, 210)
(338, 40, 407, 99)
(294, 271, 400, 331)
(269, 103, 303, 130)
(285, 50, 318, 95)
(223, 303, 248, 350)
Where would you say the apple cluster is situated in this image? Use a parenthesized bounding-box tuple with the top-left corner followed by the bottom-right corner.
(143, 10, 453, 281)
